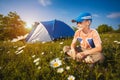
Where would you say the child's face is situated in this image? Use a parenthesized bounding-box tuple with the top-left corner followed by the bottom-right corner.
(77, 20, 91, 29)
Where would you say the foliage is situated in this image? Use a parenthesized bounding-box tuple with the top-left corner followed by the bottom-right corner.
(0, 12, 28, 41)
(72, 26, 78, 31)
(97, 24, 113, 33)
(0, 33, 120, 80)
(114, 24, 120, 33)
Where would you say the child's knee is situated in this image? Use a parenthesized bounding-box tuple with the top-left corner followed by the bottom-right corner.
(63, 46, 71, 53)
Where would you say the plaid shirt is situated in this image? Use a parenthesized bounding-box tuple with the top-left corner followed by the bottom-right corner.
(72, 28, 102, 49)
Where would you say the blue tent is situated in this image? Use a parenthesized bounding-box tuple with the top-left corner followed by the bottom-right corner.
(26, 19, 74, 42)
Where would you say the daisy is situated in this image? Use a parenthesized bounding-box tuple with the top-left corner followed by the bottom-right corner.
(67, 75, 75, 80)
(38, 66, 41, 70)
(42, 41, 46, 44)
(50, 58, 62, 68)
(41, 52, 45, 55)
(16, 50, 23, 55)
(17, 46, 26, 51)
(33, 58, 40, 63)
(60, 51, 63, 53)
(35, 62, 39, 66)
(32, 55, 36, 58)
(11, 38, 18, 42)
(13, 46, 18, 48)
(66, 66, 70, 70)
(7, 51, 10, 54)
(114, 40, 118, 43)
(117, 42, 120, 44)
(57, 68, 64, 73)
(60, 42, 64, 45)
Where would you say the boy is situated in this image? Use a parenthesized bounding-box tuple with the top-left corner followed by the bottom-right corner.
(63, 12, 104, 64)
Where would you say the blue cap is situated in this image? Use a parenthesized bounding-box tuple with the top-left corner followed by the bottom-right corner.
(72, 12, 92, 23)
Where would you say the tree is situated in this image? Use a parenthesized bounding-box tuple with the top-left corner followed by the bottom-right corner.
(116, 24, 120, 33)
(97, 24, 113, 33)
(0, 12, 28, 40)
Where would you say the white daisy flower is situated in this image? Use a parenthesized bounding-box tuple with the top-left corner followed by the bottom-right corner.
(60, 42, 64, 45)
(60, 51, 63, 53)
(68, 75, 75, 80)
(42, 41, 46, 44)
(114, 40, 118, 43)
(7, 51, 10, 54)
(66, 66, 70, 70)
(13, 46, 18, 48)
(16, 50, 23, 55)
(41, 52, 45, 55)
(85, 56, 93, 63)
(52, 41, 54, 43)
(11, 38, 18, 42)
(33, 58, 40, 63)
(35, 62, 39, 66)
(50, 58, 62, 68)
(57, 68, 64, 73)
(38, 66, 41, 70)
(117, 42, 120, 44)
(17, 46, 26, 51)
(32, 55, 36, 58)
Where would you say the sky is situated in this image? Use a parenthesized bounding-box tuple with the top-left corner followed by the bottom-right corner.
(0, 0, 120, 29)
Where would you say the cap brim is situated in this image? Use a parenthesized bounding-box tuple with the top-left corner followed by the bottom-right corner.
(71, 20, 76, 23)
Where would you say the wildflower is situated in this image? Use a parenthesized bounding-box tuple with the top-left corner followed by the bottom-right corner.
(7, 51, 10, 54)
(57, 68, 64, 73)
(13, 46, 17, 48)
(33, 58, 40, 63)
(50, 58, 62, 68)
(35, 62, 39, 66)
(114, 40, 118, 43)
(16, 50, 23, 55)
(117, 42, 120, 45)
(32, 55, 36, 58)
(85, 56, 93, 63)
(42, 41, 46, 44)
(38, 66, 41, 70)
(60, 51, 63, 53)
(67, 75, 75, 80)
(60, 42, 64, 45)
(17, 46, 26, 51)
(41, 52, 45, 55)
(66, 66, 70, 70)
(11, 38, 18, 42)
(52, 41, 54, 43)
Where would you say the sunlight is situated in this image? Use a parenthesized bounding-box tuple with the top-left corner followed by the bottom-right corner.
(25, 22, 33, 29)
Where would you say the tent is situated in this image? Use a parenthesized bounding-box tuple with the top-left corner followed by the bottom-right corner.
(26, 19, 74, 42)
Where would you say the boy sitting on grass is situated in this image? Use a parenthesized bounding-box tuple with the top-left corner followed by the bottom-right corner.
(63, 12, 105, 64)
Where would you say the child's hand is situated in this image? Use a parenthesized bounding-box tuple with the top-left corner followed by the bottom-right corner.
(84, 56, 94, 63)
(70, 49, 76, 60)
(76, 52, 86, 61)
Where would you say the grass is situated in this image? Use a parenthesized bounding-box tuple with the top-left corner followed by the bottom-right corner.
(0, 33, 120, 80)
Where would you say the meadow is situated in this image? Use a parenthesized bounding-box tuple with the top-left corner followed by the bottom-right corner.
(0, 33, 120, 80)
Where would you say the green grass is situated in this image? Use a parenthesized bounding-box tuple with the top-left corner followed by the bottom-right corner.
(0, 33, 120, 80)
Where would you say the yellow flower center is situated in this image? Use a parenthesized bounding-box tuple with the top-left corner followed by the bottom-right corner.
(69, 77, 73, 80)
(53, 62, 59, 67)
